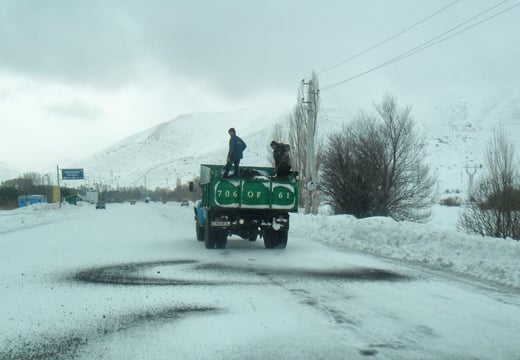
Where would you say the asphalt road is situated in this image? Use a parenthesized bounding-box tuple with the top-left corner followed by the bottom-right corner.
(1, 202, 519, 359)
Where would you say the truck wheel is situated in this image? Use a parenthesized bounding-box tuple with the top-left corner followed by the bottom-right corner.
(264, 229, 288, 249)
(263, 230, 278, 249)
(215, 230, 227, 249)
(195, 222, 204, 241)
(204, 220, 216, 249)
(277, 230, 288, 249)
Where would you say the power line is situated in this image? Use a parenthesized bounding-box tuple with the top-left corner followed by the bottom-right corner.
(317, 0, 462, 75)
(391, 0, 513, 64)
(322, 0, 517, 91)
(322, 0, 519, 92)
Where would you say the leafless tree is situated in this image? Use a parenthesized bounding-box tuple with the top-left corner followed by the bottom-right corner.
(460, 127, 520, 239)
(22, 172, 44, 185)
(288, 105, 306, 181)
(287, 71, 320, 213)
(320, 95, 435, 222)
(287, 105, 307, 208)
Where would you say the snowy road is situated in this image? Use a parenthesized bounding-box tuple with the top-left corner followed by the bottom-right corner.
(1, 202, 519, 359)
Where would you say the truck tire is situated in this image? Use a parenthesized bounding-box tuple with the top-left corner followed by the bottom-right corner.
(195, 222, 204, 241)
(277, 230, 288, 249)
(204, 218, 216, 249)
(263, 229, 277, 249)
(215, 230, 227, 249)
(264, 229, 288, 249)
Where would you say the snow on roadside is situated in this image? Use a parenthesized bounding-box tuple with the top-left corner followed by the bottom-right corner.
(0, 202, 87, 234)
(291, 213, 520, 290)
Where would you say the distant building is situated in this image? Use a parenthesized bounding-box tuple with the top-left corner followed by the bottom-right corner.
(79, 190, 99, 204)
(18, 195, 47, 207)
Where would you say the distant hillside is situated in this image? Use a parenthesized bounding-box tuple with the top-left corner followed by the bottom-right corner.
(71, 109, 290, 189)
(53, 91, 520, 195)
(419, 92, 520, 194)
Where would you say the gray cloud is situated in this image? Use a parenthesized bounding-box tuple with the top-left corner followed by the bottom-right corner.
(0, 0, 518, 107)
(46, 99, 105, 122)
(0, 0, 403, 96)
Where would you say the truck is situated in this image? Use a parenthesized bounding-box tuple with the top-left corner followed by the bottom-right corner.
(193, 164, 299, 249)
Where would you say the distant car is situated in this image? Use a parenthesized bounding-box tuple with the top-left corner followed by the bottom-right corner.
(180, 199, 189, 207)
(95, 201, 106, 209)
(130, 200, 136, 205)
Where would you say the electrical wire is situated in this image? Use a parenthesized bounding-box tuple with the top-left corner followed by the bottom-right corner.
(317, 0, 462, 75)
(390, 0, 513, 65)
(321, 0, 519, 92)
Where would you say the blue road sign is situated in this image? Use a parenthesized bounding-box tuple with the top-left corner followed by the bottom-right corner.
(62, 168, 84, 180)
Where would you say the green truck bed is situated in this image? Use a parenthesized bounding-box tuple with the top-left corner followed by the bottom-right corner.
(199, 164, 298, 211)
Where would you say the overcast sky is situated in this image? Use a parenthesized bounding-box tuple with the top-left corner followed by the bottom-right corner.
(1, 0, 518, 171)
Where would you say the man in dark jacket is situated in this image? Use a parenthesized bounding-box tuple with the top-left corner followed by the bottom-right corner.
(270, 140, 291, 178)
(223, 128, 247, 178)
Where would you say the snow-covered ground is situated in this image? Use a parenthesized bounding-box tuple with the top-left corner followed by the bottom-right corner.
(2, 201, 518, 290)
(1, 201, 520, 359)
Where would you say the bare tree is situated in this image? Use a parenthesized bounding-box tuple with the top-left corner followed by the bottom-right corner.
(460, 127, 520, 239)
(287, 71, 320, 214)
(288, 105, 306, 181)
(321, 95, 435, 221)
(22, 172, 44, 185)
(288, 105, 307, 208)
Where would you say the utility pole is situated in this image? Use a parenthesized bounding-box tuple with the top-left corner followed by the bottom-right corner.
(56, 165, 61, 208)
(301, 71, 320, 214)
(464, 164, 481, 194)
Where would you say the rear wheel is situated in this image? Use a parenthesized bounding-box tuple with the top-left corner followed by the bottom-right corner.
(204, 217, 216, 249)
(277, 230, 288, 249)
(263, 229, 277, 249)
(215, 230, 228, 249)
(264, 229, 288, 249)
(195, 222, 204, 241)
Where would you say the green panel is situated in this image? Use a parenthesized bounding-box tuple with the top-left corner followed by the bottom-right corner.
(271, 183, 296, 209)
(241, 180, 270, 207)
(199, 164, 299, 211)
(213, 180, 240, 207)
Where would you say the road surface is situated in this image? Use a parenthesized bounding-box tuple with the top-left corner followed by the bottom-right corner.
(1, 202, 519, 359)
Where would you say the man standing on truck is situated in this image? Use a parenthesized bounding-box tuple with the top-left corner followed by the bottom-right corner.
(223, 128, 247, 178)
(270, 140, 292, 178)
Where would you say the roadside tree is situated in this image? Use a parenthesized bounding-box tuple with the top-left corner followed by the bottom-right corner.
(321, 95, 435, 221)
(460, 127, 520, 240)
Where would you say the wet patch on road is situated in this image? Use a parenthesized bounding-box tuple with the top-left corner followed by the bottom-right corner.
(302, 268, 409, 282)
(69, 260, 409, 287)
(1, 335, 86, 360)
(197, 262, 409, 282)
(0, 305, 219, 360)
(359, 348, 379, 356)
(68, 259, 268, 287)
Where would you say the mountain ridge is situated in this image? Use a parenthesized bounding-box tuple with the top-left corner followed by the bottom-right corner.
(2, 93, 519, 196)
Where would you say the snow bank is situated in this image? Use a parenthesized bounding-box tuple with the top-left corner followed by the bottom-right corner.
(291, 213, 520, 290)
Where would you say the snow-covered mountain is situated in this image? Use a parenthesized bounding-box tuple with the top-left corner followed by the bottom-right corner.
(3, 92, 520, 194)
(71, 109, 291, 189)
(419, 91, 520, 195)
